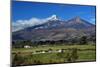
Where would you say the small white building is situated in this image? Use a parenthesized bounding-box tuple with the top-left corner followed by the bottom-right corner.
(57, 49, 64, 53)
(24, 45, 31, 48)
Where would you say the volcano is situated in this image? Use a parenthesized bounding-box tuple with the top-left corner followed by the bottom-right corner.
(12, 15, 95, 41)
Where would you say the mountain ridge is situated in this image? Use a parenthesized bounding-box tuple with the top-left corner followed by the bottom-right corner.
(12, 16, 95, 41)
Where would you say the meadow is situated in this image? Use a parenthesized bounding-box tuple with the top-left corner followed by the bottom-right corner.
(12, 44, 96, 66)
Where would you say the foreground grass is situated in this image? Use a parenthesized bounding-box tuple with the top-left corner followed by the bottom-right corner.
(12, 44, 96, 66)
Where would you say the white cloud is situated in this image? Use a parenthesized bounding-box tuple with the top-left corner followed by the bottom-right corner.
(90, 18, 95, 22)
(12, 15, 58, 32)
(90, 17, 95, 24)
(12, 18, 46, 32)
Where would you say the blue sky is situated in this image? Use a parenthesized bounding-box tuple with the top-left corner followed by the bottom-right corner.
(12, 1, 96, 31)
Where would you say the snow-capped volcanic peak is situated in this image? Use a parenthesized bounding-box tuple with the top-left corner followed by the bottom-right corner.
(51, 15, 58, 20)
(47, 14, 59, 21)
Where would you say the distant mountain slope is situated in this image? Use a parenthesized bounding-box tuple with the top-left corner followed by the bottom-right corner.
(12, 16, 95, 41)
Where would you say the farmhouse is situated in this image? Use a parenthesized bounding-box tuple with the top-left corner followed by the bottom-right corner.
(24, 45, 31, 48)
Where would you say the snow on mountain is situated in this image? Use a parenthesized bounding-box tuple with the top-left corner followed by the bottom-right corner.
(47, 14, 59, 21)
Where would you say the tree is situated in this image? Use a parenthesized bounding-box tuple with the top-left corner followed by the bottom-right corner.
(65, 48, 78, 62)
(71, 48, 78, 62)
(12, 53, 25, 66)
(66, 52, 71, 62)
(80, 36, 87, 45)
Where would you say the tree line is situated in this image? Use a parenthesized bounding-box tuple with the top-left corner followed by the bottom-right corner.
(12, 35, 96, 48)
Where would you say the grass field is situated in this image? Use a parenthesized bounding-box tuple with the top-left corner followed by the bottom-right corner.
(12, 44, 96, 66)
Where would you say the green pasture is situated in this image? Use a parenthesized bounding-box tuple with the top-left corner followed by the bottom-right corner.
(12, 44, 96, 66)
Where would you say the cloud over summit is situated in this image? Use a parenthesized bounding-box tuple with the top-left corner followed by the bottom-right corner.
(12, 15, 59, 32)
